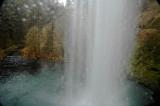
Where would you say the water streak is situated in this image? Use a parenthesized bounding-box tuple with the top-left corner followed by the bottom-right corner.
(64, 0, 144, 106)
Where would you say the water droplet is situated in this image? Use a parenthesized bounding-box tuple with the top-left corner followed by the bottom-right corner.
(32, 4, 36, 7)
(22, 18, 26, 22)
(24, 4, 29, 9)
(51, 11, 55, 14)
(39, 2, 43, 6)
(17, 7, 20, 11)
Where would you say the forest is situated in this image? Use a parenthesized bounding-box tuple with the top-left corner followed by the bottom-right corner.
(0, 0, 68, 62)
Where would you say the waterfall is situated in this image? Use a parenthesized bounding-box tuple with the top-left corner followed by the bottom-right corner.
(0, 0, 152, 106)
(64, 0, 144, 106)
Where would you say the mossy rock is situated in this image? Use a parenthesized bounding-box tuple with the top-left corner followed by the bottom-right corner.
(131, 63, 160, 90)
(147, 15, 160, 29)
(131, 28, 160, 90)
(139, 0, 160, 28)
(138, 29, 159, 42)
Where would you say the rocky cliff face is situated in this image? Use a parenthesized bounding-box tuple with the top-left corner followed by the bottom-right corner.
(131, 0, 160, 103)
(131, 0, 160, 89)
(140, 0, 160, 29)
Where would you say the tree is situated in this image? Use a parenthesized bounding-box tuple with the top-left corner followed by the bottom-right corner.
(22, 26, 40, 59)
(0, 48, 5, 60)
(0, 0, 24, 48)
(41, 24, 64, 62)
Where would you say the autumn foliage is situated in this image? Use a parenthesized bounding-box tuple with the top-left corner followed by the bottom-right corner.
(22, 24, 63, 62)
(0, 48, 5, 61)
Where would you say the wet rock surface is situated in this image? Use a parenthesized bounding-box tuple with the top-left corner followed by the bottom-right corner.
(132, 0, 160, 106)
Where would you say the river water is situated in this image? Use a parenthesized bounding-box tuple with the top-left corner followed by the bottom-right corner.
(0, 64, 152, 106)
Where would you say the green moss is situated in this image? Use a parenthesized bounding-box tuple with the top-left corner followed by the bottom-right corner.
(131, 32, 160, 90)
(130, 1, 160, 90)
(131, 62, 160, 89)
